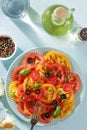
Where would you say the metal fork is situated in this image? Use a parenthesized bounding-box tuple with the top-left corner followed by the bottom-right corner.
(30, 101, 42, 130)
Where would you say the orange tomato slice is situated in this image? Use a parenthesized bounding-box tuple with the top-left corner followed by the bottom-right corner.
(8, 81, 19, 102)
(42, 84, 57, 103)
(44, 51, 71, 69)
(58, 99, 74, 118)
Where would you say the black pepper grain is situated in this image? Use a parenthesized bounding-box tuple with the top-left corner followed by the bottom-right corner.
(0, 36, 15, 58)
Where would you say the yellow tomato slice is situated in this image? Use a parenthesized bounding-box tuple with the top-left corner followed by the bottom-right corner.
(58, 98, 74, 118)
(24, 103, 32, 116)
(8, 81, 19, 101)
(44, 51, 71, 69)
(42, 84, 57, 103)
(57, 87, 74, 101)
(23, 77, 34, 91)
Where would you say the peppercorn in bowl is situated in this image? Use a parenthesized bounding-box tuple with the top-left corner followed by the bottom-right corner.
(0, 35, 16, 60)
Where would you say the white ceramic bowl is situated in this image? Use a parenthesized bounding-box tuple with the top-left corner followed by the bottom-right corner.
(0, 34, 17, 61)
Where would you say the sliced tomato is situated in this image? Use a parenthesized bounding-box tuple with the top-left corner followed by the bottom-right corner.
(30, 70, 41, 81)
(18, 85, 28, 103)
(58, 99, 74, 118)
(16, 102, 30, 116)
(25, 96, 37, 113)
(62, 83, 73, 92)
(71, 82, 80, 94)
(33, 88, 45, 101)
(8, 81, 19, 101)
(62, 66, 70, 76)
(44, 51, 71, 69)
(18, 76, 26, 84)
(12, 65, 28, 81)
(22, 52, 44, 65)
(42, 62, 64, 85)
(39, 111, 53, 123)
(45, 74, 58, 86)
(42, 84, 57, 103)
(67, 73, 81, 82)
(64, 73, 81, 93)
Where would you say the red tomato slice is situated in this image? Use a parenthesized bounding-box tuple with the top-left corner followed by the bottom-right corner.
(45, 74, 58, 86)
(30, 70, 41, 81)
(62, 83, 73, 92)
(62, 66, 70, 76)
(22, 52, 44, 65)
(18, 76, 26, 84)
(18, 85, 28, 103)
(71, 82, 80, 94)
(25, 96, 37, 113)
(12, 65, 28, 81)
(39, 112, 53, 123)
(66, 73, 81, 93)
(42, 62, 64, 84)
(16, 102, 30, 116)
(33, 88, 45, 101)
(55, 66, 64, 83)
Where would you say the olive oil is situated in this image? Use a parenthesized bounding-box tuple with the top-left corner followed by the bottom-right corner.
(42, 5, 74, 36)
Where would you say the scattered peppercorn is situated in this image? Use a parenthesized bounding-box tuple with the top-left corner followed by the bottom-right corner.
(79, 28, 87, 41)
(0, 36, 15, 58)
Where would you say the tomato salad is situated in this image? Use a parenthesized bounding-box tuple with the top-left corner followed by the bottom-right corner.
(8, 50, 81, 124)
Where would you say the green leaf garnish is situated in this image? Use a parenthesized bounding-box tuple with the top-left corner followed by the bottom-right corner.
(19, 69, 30, 76)
(48, 87, 53, 92)
(64, 77, 69, 82)
(33, 83, 42, 88)
(54, 105, 61, 118)
(10, 92, 16, 98)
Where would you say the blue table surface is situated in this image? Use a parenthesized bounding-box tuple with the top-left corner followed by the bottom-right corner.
(0, 0, 87, 130)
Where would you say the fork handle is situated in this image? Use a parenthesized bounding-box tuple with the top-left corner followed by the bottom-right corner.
(30, 125, 34, 130)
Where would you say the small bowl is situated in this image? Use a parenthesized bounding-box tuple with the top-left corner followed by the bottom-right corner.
(0, 34, 17, 60)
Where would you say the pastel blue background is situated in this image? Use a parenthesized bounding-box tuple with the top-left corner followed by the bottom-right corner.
(0, 0, 87, 130)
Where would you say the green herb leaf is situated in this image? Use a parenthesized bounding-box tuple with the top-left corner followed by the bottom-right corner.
(10, 92, 16, 98)
(33, 83, 41, 88)
(48, 87, 53, 92)
(56, 89, 62, 94)
(62, 99, 66, 102)
(19, 69, 30, 76)
(30, 102, 35, 106)
(64, 77, 69, 82)
(54, 105, 61, 118)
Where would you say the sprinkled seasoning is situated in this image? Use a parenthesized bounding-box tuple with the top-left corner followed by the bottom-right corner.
(78, 28, 87, 41)
(0, 36, 15, 58)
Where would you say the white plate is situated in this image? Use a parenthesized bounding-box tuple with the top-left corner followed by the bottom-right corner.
(5, 47, 85, 126)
